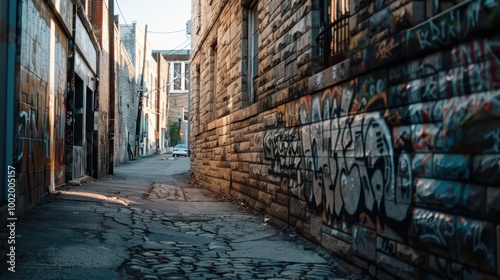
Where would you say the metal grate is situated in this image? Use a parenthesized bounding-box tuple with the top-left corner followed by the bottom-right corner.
(317, 0, 350, 69)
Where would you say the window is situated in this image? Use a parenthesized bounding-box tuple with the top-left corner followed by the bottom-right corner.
(173, 63, 182, 90)
(317, 0, 350, 69)
(247, 2, 259, 105)
(182, 107, 188, 121)
(184, 63, 190, 90)
(211, 43, 217, 120)
(170, 62, 188, 91)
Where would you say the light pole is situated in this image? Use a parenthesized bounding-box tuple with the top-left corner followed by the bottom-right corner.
(134, 24, 148, 157)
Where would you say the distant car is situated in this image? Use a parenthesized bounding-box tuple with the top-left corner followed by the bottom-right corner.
(172, 144, 188, 157)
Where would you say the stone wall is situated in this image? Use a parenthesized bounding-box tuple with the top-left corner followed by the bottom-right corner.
(190, 0, 500, 278)
(117, 42, 138, 163)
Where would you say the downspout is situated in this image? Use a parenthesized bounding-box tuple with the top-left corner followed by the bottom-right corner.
(108, 0, 115, 174)
(187, 50, 191, 158)
(156, 52, 161, 154)
(91, 0, 96, 24)
(1, 0, 17, 202)
(134, 25, 148, 157)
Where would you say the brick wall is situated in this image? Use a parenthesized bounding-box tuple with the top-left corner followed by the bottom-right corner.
(190, 0, 500, 278)
(15, 0, 71, 212)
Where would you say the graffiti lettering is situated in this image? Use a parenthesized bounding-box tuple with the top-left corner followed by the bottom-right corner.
(265, 79, 413, 228)
(263, 127, 303, 194)
(377, 38, 396, 60)
(412, 209, 455, 246)
(484, 128, 500, 153)
(407, 0, 500, 55)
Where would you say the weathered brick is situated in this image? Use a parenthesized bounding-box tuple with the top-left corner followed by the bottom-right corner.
(456, 217, 496, 273)
(191, 0, 500, 277)
(352, 226, 377, 261)
(377, 252, 417, 279)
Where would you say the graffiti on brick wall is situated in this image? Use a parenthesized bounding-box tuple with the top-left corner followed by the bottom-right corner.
(15, 102, 50, 202)
(262, 39, 500, 247)
(66, 37, 75, 181)
(406, 0, 500, 56)
(298, 78, 413, 228)
(263, 127, 303, 196)
(264, 75, 414, 231)
(410, 208, 497, 273)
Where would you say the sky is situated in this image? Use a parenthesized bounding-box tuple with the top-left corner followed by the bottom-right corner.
(114, 0, 192, 51)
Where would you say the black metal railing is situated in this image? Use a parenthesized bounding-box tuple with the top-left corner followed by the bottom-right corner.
(317, 13, 350, 70)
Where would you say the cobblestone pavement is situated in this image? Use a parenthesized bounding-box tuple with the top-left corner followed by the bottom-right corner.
(0, 155, 361, 280)
(117, 208, 348, 279)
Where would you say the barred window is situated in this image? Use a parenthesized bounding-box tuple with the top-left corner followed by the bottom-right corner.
(317, 0, 350, 69)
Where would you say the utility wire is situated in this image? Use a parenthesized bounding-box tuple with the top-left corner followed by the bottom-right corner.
(150, 33, 187, 47)
(148, 29, 185, 34)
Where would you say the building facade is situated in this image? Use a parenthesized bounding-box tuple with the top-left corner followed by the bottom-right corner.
(0, 0, 116, 215)
(157, 50, 191, 147)
(152, 52, 170, 154)
(120, 22, 169, 157)
(190, 0, 500, 278)
(116, 34, 139, 163)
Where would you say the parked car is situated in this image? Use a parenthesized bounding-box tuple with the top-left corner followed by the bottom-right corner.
(172, 144, 188, 157)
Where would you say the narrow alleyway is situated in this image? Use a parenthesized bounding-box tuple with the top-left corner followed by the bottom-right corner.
(1, 155, 359, 280)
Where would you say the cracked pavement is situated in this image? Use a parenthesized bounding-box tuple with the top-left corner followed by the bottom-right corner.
(0, 155, 359, 279)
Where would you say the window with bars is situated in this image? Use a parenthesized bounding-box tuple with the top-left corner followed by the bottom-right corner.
(317, 0, 350, 70)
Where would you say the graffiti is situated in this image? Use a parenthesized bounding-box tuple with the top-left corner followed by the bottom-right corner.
(442, 90, 500, 153)
(376, 38, 396, 60)
(448, 39, 500, 72)
(15, 104, 49, 200)
(407, 0, 500, 55)
(263, 127, 303, 194)
(263, 76, 414, 228)
(377, 236, 397, 256)
(354, 33, 405, 74)
(484, 128, 500, 152)
(439, 60, 498, 98)
(457, 218, 496, 272)
(411, 208, 455, 247)
(65, 37, 75, 181)
(352, 226, 376, 260)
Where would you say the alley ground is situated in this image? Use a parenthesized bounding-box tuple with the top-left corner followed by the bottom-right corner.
(0, 154, 361, 280)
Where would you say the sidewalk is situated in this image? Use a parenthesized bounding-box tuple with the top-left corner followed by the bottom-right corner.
(0, 155, 360, 279)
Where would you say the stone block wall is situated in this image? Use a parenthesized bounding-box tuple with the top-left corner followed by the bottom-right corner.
(117, 42, 138, 163)
(190, 0, 500, 278)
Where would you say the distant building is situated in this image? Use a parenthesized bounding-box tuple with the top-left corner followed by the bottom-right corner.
(116, 29, 139, 163)
(120, 22, 169, 157)
(156, 50, 190, 146)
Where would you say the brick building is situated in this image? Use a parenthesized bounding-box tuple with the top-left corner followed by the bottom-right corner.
(0, 0, 119, 215)
(190, 0, 500, 278)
